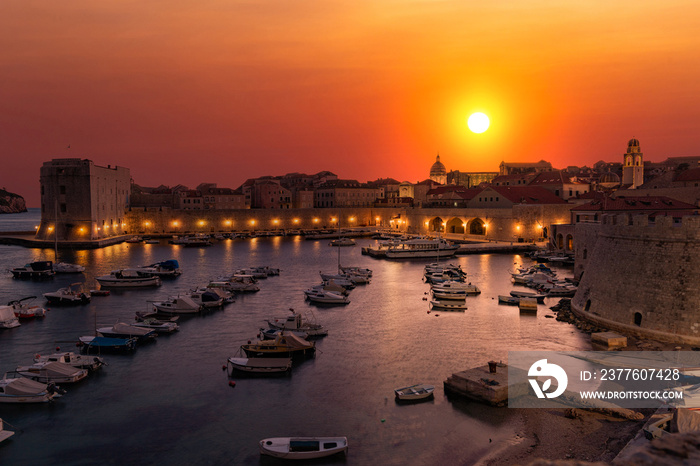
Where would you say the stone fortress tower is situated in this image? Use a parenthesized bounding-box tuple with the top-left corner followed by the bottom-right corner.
(429, 154, 447, 185)
(571, 213, 700, 344)
(622, 138, 644, 188)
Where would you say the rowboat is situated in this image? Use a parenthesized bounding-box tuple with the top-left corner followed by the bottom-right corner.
(259, 437, 348, 460)
(429, 300, 467, 311)
(394, 383, 435, 401)
(227, 357, 292, 375)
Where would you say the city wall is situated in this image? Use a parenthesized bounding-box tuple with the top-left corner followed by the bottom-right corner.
(571, 214, 700, 344)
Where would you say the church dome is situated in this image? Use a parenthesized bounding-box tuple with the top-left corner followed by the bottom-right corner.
(430, 155, 446, 177)
(599, 171, 620, 184)
(628, 138, 640, 147)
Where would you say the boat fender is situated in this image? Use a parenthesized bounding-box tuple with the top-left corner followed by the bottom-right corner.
(35, 353, 41, 359)
(229, 381, 236, 388)
(56, 346, 60, 351)
(247, 340, 251, 344)
(221, 365, 227, 371)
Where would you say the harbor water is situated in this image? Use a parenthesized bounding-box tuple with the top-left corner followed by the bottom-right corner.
(0, 211, 590, 465)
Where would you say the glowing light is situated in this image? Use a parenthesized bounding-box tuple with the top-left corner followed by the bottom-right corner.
(144, 221, 151, 227)
(467, 112, 490, 133)
(293, 218, 299, 224)
(313, 218, 319, 223)
(172, 221, 180, 227)
(536, 224, 543, 230)
(48, 226, 54, 232)
(224, 220, 232, 226)
(198, 220, 205, 227)
(250, 220, 256, 225)
(34, 225, 39, 230)
(331, 217, 337, 222)
(349, 217, 355, 222)
(273, 219, 279, 225)
(516, 225, 521, 231)
(79, 227, 85, 233)
(484, 223, 489, 228)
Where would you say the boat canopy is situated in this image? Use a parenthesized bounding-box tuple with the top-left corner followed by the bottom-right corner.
(159, 260, 179, 270)
(2, 377, 47, 395)
(278, 333, 312, 349)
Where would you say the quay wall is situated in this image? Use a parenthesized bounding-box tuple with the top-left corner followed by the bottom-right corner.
(571, 214, 700, 344)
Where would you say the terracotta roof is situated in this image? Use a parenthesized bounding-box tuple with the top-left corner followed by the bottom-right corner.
(529, 171, 572, 185)
(674, 168, 700, 182)
(426, 185, 482, 200)
(486, 186, 568, 204)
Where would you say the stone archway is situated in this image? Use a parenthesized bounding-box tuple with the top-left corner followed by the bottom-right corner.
(468, 218, 486, 235)
(566, 234, 573, 250)
(557, 234, 564, 249)
(430, 217, 444, 233)
(446, 217, 465, 234)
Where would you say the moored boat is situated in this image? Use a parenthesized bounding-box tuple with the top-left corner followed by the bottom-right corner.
(394, 383, 435, 401)
(0, 306, 20, 329)
(8, 296, 47, 319)
(498, 295, 520, 305)
(95, 269, 162, 288)
(34, 351, 105, 371)
(304, 289, 349, 305)
(151, 295, 201, 314)
(96, 323, 157, 342)
(10, 261, 54, 280)
(266, 309, 328, 337)
(43, 283, 91, 305)
(0, 373, 61, 403)
(136, 259, 181, 278)
(0, 418, 14, 443)
(227, 357, 292, 375)
(385, 238, 459, 259)
(259, 437, 348, 460)
(509, 290, 547, 303)
(14, 361, 88, 384)
(241, 333, 315, 359)
(53, 262, 85, 273)
(132, 318, 179, 334)
(429, 300, 467, 311)
(329, 238, 356, 247)
(78, 336, 137, 353)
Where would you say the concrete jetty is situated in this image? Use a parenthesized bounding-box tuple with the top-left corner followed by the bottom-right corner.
(444, 362, 514, 406)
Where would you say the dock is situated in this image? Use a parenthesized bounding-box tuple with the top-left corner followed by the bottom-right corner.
(0, 232, 130, 249)
(444, 362, 524, 406)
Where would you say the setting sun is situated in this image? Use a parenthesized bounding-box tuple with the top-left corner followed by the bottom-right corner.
(467, 113, 490, 133)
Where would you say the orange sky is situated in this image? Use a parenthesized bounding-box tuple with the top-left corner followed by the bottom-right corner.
(2, 1, 699, 206)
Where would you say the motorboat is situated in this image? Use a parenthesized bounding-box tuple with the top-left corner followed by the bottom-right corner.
(339, 265, 372, 277)
(96, 323, 157, 342)
(0, 373, 62, 403)
(54, 262, 85, 273)
(259, 437, 348, 460)
(78, 336, 137, 353)
(10, 261, 54, 280)
(308, 282, 349, 296)
(34, 351, 105, 371)
(509, 290, 547, 303)
(209, 275, 260, 292)
(430, 300, 467, 311)
(329, 238, 356, 247)
(498, 295, 520, 305)
(544, 286, 578, 297)
(266, 309, 328, 337)
(431, 281, 481, 295)
(135, 311, 179, 322)
(43, 283, 91, 305)
(14, 361, 88, 384)
(152, 295, 201, 314)
(125, 236, 143, 243)
(132, 318, 179, 334)
(8, 296, 47, 319)
(234, 268, 268, 279)
(227, 357, 292, 375)
(394, 383, 435, 401)
(203, 286, 235, 303)
(0, 418, 14, 443)
(319, 273, 357, 287)
(0, 306, 20, 329)
(187, 289, 225, 308)
(424, 271, 465, 284)
(304, 289, 350, 305)
(259, 328, 309, 340)
(96, 269, 162, 288)
(170, 235, 212, 247)
(136, 259, 181, 278)
(241, 333, 316, 359)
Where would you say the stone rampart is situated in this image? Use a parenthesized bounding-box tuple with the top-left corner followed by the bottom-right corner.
(571, 214, 700, 344)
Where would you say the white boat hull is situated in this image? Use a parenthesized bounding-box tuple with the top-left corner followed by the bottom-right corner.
(260, 437, 348, 460)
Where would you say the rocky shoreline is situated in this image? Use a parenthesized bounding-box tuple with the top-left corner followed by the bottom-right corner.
(0, 188, 27, 214)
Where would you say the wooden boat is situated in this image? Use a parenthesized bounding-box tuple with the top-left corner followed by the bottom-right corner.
(509, 291, 547, 303)
(266, 309, 328, 337)
(95, 269, 162, 288)
(259, 437, 348, 460)
(241, 333, 315, 359)
(14, 361, 88, 384)
(0, 373, 61, 403)
(9, 296, 47, 319)
(429, 300, 467, 311)
(432, 289, 468, 300)
(227, 357, 292, 375)
(0, 418, 15, 443)
(34, 351, 105, 371)
(394, 383, 435, 401)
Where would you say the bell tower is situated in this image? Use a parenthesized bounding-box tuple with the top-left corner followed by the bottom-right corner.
(622, 138, 644, 188)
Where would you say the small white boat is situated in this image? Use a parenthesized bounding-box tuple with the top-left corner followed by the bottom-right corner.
(187, 289, 225, 308)
(509, 291, 547, 303)
(0, 418, 15, 444)
(432, 289, 468, 300)
(14, 361, 88, 384)
(394, 383, 435, 401)
(339, 265, 372, 277)
(43, 283, 91, 305)
(259, 328, 309, 340)
(0, 373, 61, 403)
(132, 318, 179, 334)
(136, 260, 181, 278)
(125, 236, 143, 243)
(96, 269, 162, 288)
(8, 297, 47, 319)
(0, 306, 20, 329)
(329, 238, 356, 247)
(227, 357, 292, 375)
(259, 437, 348, 460)
(34, 351, 104, 371)
(430, 300, 467, 311)
(152, 295, 201, 314)
(431, 281, 481, 295)
(304, 289, 350, 305)
(53, 262, 85, 273)
(97, 323, 157, 341)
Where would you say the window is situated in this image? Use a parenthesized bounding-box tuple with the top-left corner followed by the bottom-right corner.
(60, 185, 66, 194)
(60, 203, 66, 213)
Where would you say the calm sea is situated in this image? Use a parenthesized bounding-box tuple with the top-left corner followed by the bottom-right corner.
(0, 210, 590, 465)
